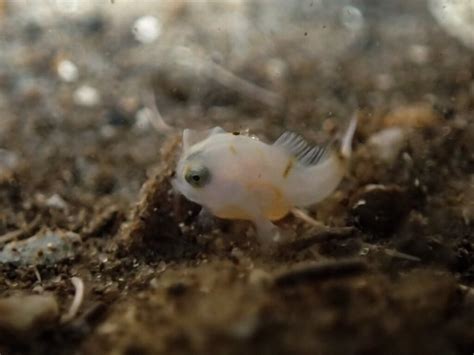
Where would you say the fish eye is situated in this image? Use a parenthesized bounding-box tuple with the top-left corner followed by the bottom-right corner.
(184, 166, 210, 188)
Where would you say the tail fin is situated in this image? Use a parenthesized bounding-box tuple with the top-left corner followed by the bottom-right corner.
(340, 113, 358, 159)
(285, 113, 358, 208)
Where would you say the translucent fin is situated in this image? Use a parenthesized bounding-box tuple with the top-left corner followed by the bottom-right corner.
(340, 113, 358, 159)
(273, 131, 328, 166)
(183, 126, 225, 151)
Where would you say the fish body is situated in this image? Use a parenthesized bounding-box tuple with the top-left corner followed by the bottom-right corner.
(173, 118, 357, 246)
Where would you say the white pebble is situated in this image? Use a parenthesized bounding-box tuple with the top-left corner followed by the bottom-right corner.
(73, 85, 100, 107)
(340, 6, 365, 32)
(100, 125, 117, 139)
(408, 44, 430, 64)
(57, 60, 79, 82)
(46, 194, 67, 210)
(429, 0, 474, 49)
(134, 107, 152, 131)
(0, 229, 81, 266)
(368, 127, 406, 164)
(133, 15, 162, 44)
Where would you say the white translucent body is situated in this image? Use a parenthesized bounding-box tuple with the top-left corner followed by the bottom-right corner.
(173, 126, 353, 247)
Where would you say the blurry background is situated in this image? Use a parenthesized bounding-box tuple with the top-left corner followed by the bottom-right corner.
(0, 0, 472, 202)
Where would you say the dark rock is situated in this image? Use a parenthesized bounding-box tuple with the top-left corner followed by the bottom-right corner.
(81, 15, 106, 34)
(273, 259, 368, 288)
(106, 107, 132, 127)
(167, 282, 189, 297)
(350, 184, 410, 237)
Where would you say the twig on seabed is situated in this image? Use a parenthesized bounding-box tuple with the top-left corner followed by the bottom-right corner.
(274, 259, 368, 288)
(142, 90, 175, 134)
(286, 226, 357, 252)
(0, 216, 41, 246)
(206, 61, 284, 108)
(0, 229, 23, 246)
(291, 208, 326, 229)
(33, 266, 42, 283)
(61, 277, 85, 323)
(358, 241, 420, 262)
(378, 245, 421, 262)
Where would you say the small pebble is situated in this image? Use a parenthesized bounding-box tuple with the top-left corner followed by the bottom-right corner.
(133, 15, 161, 44)
(408, 44, 430, 65)
(368, 127, 406, 164)
(73, 85, 100, 107)
(134, 107, 152, 131)
(429, 0, 474, 49)
(230, 247, 244, 260)
(0, 294, 59, 334)
(0, 229, 81, 266)
(100, 125, 117, 139)
(351, 185, 410, 236)
(57, 60, 79, 82)
(340, 5, 365, 32)
(45, 194, 67, 209)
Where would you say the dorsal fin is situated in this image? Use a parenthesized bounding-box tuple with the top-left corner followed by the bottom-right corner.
(273, 131, 328, 166)
(230, 128, 250, 136)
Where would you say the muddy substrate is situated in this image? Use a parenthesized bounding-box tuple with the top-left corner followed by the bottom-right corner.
(0, 2, 474, 355)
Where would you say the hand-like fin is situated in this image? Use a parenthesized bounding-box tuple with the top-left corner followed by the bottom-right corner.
(273, 131, 328, 166)
(340, 113, 358, 159)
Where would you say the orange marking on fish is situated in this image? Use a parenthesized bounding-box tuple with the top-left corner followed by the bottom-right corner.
(214, 205, 251, 220)
(246, 181, 290, 220)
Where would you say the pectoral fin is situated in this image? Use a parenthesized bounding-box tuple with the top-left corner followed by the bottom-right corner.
(246, 181, 290, 220)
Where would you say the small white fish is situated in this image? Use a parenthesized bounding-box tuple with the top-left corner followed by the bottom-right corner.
(172, 117, 357, 247)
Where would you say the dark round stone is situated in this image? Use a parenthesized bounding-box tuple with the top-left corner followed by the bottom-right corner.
(350, 184, 410, 236)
